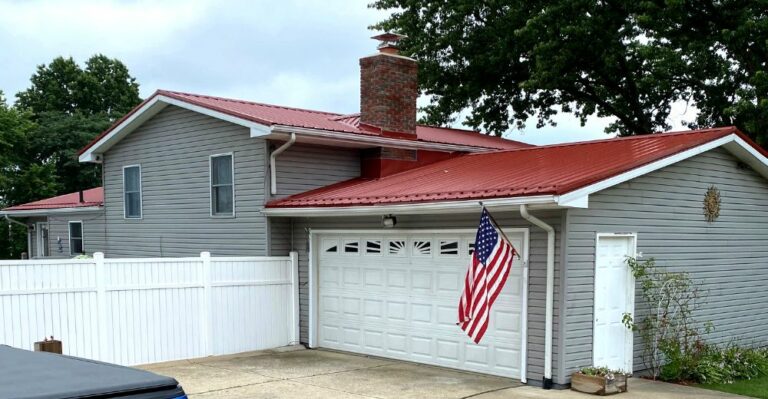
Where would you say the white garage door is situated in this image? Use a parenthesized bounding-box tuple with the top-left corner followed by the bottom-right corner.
(315, 230, 526, 379)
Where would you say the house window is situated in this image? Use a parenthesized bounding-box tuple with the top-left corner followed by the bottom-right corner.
(123, 165, 142, 218)
(210, 154, 234, 216)
(69, 221, 84, 255)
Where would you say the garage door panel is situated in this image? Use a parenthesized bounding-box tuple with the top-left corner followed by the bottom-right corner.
(318, 232, 525, 379)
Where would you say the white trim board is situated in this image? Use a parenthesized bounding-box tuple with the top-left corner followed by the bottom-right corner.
(0, 206, 103, 217)
(79, 94, 272, 163)
(558, 133, 768, 206)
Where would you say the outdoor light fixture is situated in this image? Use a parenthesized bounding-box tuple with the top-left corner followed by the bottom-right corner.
(382, 215, 397, 228)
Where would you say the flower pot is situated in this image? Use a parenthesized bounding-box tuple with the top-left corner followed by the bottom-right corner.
(571, 372, 628, 395)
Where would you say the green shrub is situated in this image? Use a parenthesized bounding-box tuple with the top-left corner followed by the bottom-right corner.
(684, 344, 768, 384)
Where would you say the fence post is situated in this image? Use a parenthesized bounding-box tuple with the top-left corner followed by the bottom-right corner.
(94, 252, 109, 363)
(289, 251, 299, 345)
(200, 251, 214, 356)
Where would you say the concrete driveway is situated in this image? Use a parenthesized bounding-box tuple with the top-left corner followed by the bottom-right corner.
(139, 347, 745, 399)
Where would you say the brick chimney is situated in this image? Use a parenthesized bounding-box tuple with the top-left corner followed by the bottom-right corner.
(360, 33, 418, 135)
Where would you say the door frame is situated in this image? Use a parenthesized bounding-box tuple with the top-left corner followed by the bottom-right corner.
(308, 227, 530, 381)
(35, 222, 49, 258)
(592, 232, 637, 373)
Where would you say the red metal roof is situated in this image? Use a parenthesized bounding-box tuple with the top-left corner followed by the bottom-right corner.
(3, 187, 104, 211)
(79, 90, 529, 155)
(267, 127, 756, 208)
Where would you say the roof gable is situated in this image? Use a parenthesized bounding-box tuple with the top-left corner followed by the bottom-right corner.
(78, 90, 530, 162)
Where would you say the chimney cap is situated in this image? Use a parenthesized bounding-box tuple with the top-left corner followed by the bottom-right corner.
(371, 32, 407, 54)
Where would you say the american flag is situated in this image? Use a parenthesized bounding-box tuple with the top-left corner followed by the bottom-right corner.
(458, 208, 517, 343)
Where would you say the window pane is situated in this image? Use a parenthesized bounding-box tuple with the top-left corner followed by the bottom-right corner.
(69, 222, 82, 238)
(71, 239, 83, 255)
(124, 167, 140, 192)
(212, 155, 232, 186)
(213, 186, 233, 214)
(126, 192, 141, 217)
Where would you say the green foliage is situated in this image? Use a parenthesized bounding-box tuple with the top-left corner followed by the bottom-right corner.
(16, 55, 140, 118)
(695, 345, 768, 384)
(578, 366, 628, 378)
(622, 257, 706, 380)
(371, 1, 768, 145)
(9, 54, 141, 197)
(0, 55, 141, 259)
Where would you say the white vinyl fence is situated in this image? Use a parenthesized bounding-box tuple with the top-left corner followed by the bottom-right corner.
(0, 251, 299, 366)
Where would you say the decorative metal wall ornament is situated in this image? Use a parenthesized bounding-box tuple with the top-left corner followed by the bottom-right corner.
(703, 185, 721, 223)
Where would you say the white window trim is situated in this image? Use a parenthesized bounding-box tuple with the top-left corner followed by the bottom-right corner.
(68, 221, 84, 256)
(123, 164, 143, 219)
(209, 152, 235, 218)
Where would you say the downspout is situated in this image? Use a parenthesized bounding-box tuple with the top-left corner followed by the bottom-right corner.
(270, 132, 296, 195)
(4, 215, 31, 258)
(520, 204, 555, 389)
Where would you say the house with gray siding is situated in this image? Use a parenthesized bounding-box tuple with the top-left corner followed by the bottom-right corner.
(4, 35, 768, 389)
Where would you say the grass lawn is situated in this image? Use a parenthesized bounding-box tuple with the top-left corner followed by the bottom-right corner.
(698, 375, 768, 398)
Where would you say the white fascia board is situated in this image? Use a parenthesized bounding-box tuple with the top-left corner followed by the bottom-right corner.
(261, 195, 557, 217)
(0, 206, 103, 217)
(79, 95, 273, 163)
(270, 125, 497, 153)
(556, 134, 739, 206)
(724, 136, 768, 179)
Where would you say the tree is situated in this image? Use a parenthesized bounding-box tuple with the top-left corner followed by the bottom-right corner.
(14, 55, 142, 194)
(16, 55, 140, 118)
(371, 1, 767, 144)
(0, 91, 58, 259)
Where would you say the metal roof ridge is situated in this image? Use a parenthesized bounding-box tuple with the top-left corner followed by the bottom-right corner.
(157, 89, 344, 117)
(466, 126, 737, 156)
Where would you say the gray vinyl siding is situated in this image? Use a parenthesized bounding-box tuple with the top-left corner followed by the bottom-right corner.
(45, 212, 106, 257)
(563, 147, 768, 378)
(101, 105, 269, 257)
(270, 142, 360, 199)
(24, 213, 105, 259)
(268, 143, 360, 256)
(273, 210, 565, 384)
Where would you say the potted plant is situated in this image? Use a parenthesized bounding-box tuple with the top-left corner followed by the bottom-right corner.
(571, 366, 629, 395)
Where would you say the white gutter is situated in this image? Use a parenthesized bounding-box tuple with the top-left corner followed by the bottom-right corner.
(4, 215, 31, 258)
(520, 204, 555, 389)
(0, 206, 103, 217)
(262, 195, 558, 217)
(270, 132, 297, 195)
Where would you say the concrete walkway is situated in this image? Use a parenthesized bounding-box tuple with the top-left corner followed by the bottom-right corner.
(139, 347, 745, 399)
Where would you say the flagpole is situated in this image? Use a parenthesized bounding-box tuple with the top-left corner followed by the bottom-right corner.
(478, 201, 520, 259)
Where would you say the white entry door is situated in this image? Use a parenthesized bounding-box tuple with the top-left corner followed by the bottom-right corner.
(593, 234, 636, 372)
(314, 230, 527, 379)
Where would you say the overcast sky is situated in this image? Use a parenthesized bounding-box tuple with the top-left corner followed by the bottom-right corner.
(0, 0, 697, 145)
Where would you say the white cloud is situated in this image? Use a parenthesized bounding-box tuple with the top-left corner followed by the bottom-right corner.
(0, 0, 699, 146)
